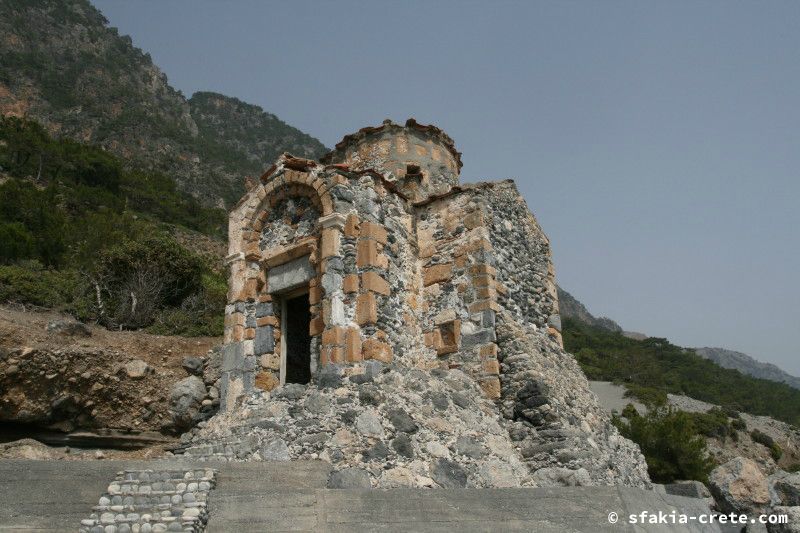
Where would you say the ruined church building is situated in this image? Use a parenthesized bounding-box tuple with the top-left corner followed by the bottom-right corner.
(221, 119, 561, 410)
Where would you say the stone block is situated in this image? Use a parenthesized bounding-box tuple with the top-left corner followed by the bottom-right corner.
(362, 271, 390, 295)
(321, 227, 341, 259)
(267, 255, 315, 293)
(479, 343, 498, 357)
(309, 285, 322, 305)
(256, 316, 278, 327)
(222, 342, 245, 372)
(363, 338, 392, 363)
(479, 377, 501, 399)
(461, 328, 495, 348)
(245, 327, 255, 340)
(309, 315, 324, 336)
(344, 213, 360, 238)
(482, 359, 500, 375)
(254, 371, 279, 392)
(346, 328, 362, 362)
(255, 302, 273, 318)
(255, 326, 275, 355)
(356, 238, 378, 268)
(361, 221, 388, 244)
(322, 326, 346, 346)
(423, 263, 454, 286)
(433, 308, 457, 325)
(261, 353, 281, 371)
(343, 274, 359, 293)
(356, 292, 378, 325)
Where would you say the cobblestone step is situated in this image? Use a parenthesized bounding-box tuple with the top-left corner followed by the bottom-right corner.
(79, 468, 217, 533)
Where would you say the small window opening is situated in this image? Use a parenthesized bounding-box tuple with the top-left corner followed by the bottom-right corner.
(406, 164, 422, 178)
(282, 293, 311, 384)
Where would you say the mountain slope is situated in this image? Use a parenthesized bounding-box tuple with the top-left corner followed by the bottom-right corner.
(0, 0, 327, 207)
(695, 347, 800, 391)
(557, 285, 622, 332)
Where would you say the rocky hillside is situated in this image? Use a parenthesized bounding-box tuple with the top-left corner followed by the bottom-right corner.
(557, 286, 622, 332)
(695, 347, 800, 391)
(0, 0, 327, 207)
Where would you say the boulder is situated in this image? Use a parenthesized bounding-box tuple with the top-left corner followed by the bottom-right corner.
(709, 457, 771, 514)
(771, 472, 800, 507)
(664, 480, 713, 499)
(169, 376, 207, 431)
(124, 359, 151, 379)
(768, 506, 800, 533)
(181, 356, 204, 376)
(46, 320, 90, 337)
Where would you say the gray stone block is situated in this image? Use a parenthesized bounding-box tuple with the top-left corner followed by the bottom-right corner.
(254, 326, 274, 355)
(268, 255, 315, 293)
(221, 343, 245, 372)
(255, 302, 273, 318)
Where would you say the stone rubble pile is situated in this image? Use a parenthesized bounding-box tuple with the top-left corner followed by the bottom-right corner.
(496, 315, 651, 488)
(176, 364, 532, 489)
(79, 468, 216, 533)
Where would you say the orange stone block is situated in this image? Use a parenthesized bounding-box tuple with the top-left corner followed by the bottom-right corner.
(480, 377, 501, 399)
(309, 285, 322, 305)
(345, 328, 362, 362)
(356, 292, 378, 325)
(464, 210, 485, 229)
(362, 338, 392, 363)
(233, 325, 244, 342)
(356, 239, 378, 268)
(321, 227, 340, 259)
(482, 359, 500, 375)
(245, 328, 255, 340)
(361, 221, 388, 245)
(472, 274, 493, 287)
(309, 316, 324, 336)
(343, 274, 359, 293)
(344, 213, 360, 238)
(479, 343, 499, 357)
(256, 316, 279, 327)
(322, 326, 346, 346)
(255, 371, 279, 392)
(362, 271, 390, 295)
(423, 263, 454, 286)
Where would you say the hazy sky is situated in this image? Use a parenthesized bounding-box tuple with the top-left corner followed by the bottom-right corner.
(93, 1, 800, 375)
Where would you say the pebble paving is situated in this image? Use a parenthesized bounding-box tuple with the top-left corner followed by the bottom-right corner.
(79, 468, 217, 533)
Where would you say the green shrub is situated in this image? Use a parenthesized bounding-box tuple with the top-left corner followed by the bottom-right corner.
(731, 418, 747, 431)
(688, 408, 733, 441)
(751, 429, 783, 461)
(624, 384, 668, 408)
(614, 405, 715, 484)
(0, 263, 83, 309)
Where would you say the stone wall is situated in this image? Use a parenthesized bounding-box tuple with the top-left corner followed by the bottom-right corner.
(481, 180, 561, 342)
(415, 189, 501, 398)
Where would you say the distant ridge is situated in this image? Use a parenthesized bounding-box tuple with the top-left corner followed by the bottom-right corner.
(695, 347, 800, 391)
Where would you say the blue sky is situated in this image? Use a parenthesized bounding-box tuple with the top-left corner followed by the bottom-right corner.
(93, 0, 800, 374)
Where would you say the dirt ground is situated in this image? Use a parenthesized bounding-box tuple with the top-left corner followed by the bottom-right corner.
(0, 305, 222, 440)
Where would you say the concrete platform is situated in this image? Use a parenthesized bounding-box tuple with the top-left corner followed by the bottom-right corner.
(0, 460, 720, 532)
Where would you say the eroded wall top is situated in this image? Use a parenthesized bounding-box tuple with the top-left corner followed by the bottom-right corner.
(320, 119, 462, 202)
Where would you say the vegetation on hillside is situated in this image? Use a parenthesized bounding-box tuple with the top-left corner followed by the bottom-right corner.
(563, 318, 800, 426)
(0, 0, 328, 207)
(0, 117, 225, 336)
(613, 403, 716, 483)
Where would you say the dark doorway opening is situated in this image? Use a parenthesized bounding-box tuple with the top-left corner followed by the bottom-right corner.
(284, 293, 311, 384)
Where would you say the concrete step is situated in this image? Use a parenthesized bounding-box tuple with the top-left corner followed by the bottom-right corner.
(0, 460, 720, 533)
